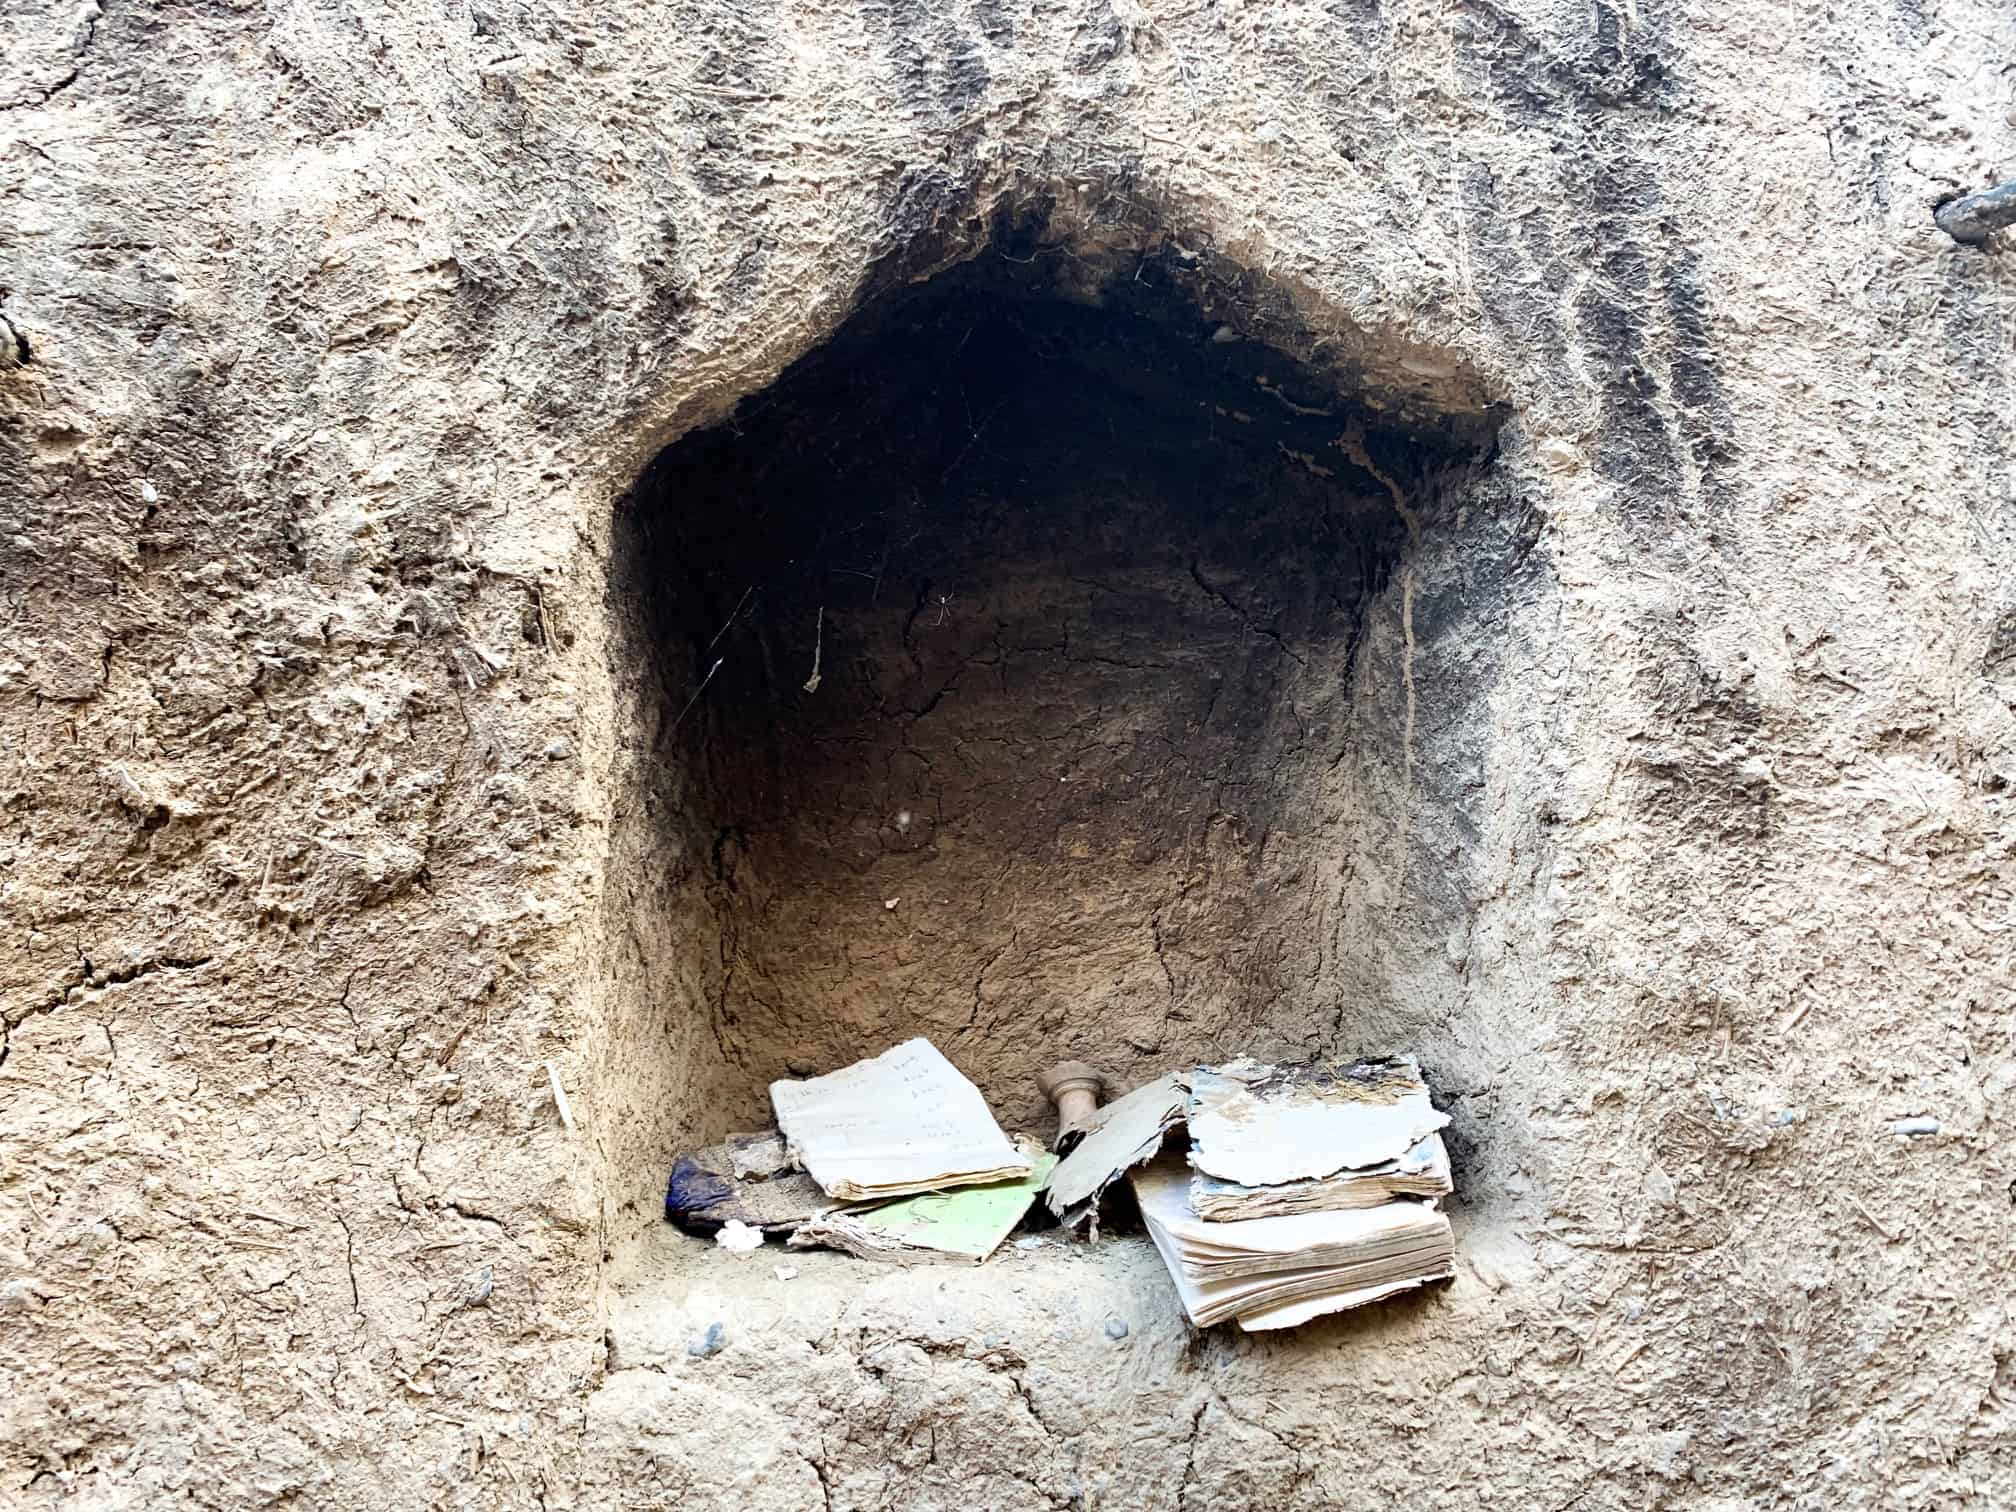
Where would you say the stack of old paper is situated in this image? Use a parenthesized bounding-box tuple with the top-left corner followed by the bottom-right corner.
(666, 1038, 1047, 1265)
(771, 1037, 1033, 1202)
(1132, 1157, 1454, 1329)
(789, 1140, 1058, 1264)
(1042, 1055, 1457, 1329)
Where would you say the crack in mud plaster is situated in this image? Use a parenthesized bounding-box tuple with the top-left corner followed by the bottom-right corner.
(1187, 559, 1306, 666)
(1337, 426, 1427, 880)
(1, 952, 213, 1067)
(333, 1212, 362, 1315)
(2, 8, 98, 111)
(1177, 1399, 1208, 1512)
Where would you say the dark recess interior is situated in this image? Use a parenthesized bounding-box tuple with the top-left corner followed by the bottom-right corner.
(613, 247, 1478, 1145)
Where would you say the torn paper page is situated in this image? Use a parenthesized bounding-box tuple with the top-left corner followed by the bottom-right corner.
(1043, 1071, 1187, 1225)
(1234, 1278, 1421, 1331)
(770, 1038, 1031, 1202)
(1190, 1131, 1452, 1220)
(790, 1142, 1058, 1264)
(1186, 1057, 1449, 1187)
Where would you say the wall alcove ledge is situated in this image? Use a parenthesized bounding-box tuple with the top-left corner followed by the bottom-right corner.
(588, 216, 1524, 1245)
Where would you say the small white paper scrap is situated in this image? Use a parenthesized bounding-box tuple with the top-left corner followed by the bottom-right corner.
(715, 1220, 765, 1253)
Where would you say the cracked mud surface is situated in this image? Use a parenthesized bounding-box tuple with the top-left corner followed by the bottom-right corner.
(593, 1217, 1514, 1511)
(4, 0, 2014, 1504)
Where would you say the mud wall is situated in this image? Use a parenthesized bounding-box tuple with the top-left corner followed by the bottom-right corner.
(3, 0, 2014, 1507)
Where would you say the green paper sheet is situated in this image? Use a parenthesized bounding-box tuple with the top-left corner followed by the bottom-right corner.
(790, 1148, 1058, 1264)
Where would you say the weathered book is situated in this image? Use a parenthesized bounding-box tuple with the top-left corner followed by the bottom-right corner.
(770, 1037, 1032, 1202)
(1131, 1157, 1454, 1329)
(1185, 1058, 1452, 1220)
(789, 1142, 1058, 1264)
